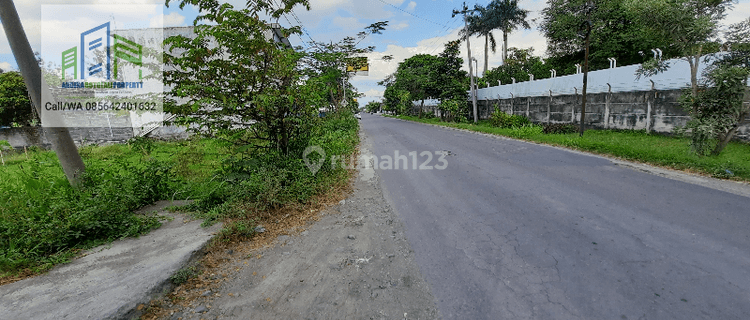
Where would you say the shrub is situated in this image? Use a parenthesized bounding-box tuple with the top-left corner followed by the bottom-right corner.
(438, 99, 467, 123)
(182, 111, 360, 224)
(489, 110, 530, 128)
(170, 265, 201, 285)
(0, 155, 173, 273)
(508, 124, 543, 138)
(542, 123, 578, 134)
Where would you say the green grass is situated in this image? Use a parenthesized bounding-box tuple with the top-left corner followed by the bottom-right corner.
(388, 115, 750, 182)
(0, 137, 231, 278)
(182, 112, 361, 229)
(0, 113, 361, 279)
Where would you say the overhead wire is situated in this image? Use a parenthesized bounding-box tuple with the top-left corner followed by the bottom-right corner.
(375, 0, 451, 29)
(286, 6, 318, 48)
(270, 0, 317, 49)
(426, 16, 463, 55)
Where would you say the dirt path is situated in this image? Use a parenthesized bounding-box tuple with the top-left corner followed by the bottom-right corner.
(154, 132, 441, 320)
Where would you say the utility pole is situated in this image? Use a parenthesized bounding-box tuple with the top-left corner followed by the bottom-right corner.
(0, 0, 85, 186)
(579, 6, 592, 137)
(579, 21, 590, 136)
(453, 3, 478, 123)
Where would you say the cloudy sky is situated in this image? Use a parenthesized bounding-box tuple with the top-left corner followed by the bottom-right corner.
(1, 0, 748, 106)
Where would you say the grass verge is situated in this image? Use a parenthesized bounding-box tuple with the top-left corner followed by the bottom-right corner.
(1, 112, 359, 285)
(387, 115, 750, 182)
(0, 138, 229, 283)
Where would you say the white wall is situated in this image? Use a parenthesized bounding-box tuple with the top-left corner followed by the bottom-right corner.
(475, 56, 718, 100)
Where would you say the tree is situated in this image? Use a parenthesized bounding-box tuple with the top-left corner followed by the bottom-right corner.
(379, 54, 440, 117)
(540, 0, 674, 75)
(379, 41, 469, 118)
(398, 54, 443, 117)
(436, 40, 469, 103)
(675, 18, 750, 155)
(365, 101, 382, 113)
(302, 21, 388, 113)
(484, 0, 530, 71)
(463, 5, 496, 75)
(625, 0, 732, 110)
(463, 0, 530, 74)
(725, 16, 750, 45)
(164, 0, 314, 155)
(0, 71, 35, 127)
(483, 47, 551, 86)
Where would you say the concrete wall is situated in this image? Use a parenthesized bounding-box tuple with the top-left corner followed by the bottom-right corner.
(475, 89, 750, 141)
(0, 124, 195, 149)
(0, 126, 134, 149)
(472, 54, 750, 141)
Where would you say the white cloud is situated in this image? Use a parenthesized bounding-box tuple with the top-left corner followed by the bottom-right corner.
(392, 21, 409, 30)
(0, 0, 163, 54)
(406, 1, 416, 11)
(0, 62, 13, 71)
(163, 12, 186, 27)
(724, 3, 750, 26)
(307, 0, 355, 12)
(294, 0, 396, 31)
(363, 89, 384, 98)
(332, 16, 365, 30)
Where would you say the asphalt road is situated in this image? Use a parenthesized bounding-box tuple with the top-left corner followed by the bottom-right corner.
(360, 113, 750, 320)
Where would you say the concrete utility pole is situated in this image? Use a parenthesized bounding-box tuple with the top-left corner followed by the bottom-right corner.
(579, 18, 592, 137)
(453, 3, 478, 124)
(465, 17, 477, 123)
(0, 0, 85, 186)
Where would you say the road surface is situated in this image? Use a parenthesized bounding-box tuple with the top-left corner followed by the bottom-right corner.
(361, 113, 750, 320)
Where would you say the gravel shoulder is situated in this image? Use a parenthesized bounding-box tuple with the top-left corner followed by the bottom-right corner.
(156, 131, 441, 320)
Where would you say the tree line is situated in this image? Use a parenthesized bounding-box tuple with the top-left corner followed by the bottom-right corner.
(379, 0, 749, 155)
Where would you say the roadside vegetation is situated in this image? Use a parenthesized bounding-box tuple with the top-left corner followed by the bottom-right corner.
(0, 110, 359, 282)
(0, 138, 226, 280)
(1, 0, 368, 282)
(377, 0, 747, 177)
(388, 114, 750, 182)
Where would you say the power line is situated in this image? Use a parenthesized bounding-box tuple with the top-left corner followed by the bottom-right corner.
(427, 16, 463, 55)
(286, 6, 317, 46)
(426, 0, 493, 55)
(270, 0, 316, 48)
(279, 8, 309, 48)
(375, 0, 451, 29)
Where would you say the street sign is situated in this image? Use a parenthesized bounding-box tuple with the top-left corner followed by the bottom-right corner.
(346, 57, 368, 76)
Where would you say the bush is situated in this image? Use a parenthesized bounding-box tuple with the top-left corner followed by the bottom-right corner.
(542, 123, 578, 134)
(182, 111, 360, 224)
(437, 99, 467, 123)
(489, 110, 530, 128)
(0, 155, 175, 273)
(508, 124, 543, 138)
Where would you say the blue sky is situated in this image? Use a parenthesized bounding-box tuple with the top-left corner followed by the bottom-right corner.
(1, 0, 748, 106)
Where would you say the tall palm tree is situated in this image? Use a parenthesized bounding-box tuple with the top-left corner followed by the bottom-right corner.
(466, 0, 531, 74)
(464, 6, 495, 75)
(492, 0, 531, 66)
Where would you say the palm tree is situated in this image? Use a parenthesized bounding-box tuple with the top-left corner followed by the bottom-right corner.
(466, 0, 531, 74)
(496, 0, 531, 65)
(462, 5, 495, 75)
